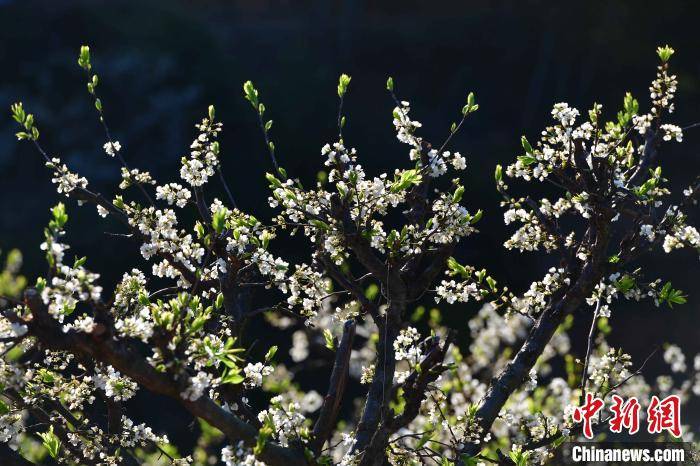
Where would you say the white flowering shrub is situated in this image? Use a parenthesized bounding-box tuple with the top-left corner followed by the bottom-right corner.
(1, 45, 698, 466)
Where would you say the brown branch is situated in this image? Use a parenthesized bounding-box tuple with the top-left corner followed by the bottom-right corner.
(311, 319, 356, 453)
(359, 334, 453, 466)
(627, 129, 659, 188)
(343, 233, 389, 283)
(579, 298, 601, 404)
(458, 214, 611, 461)
(6, 390, 87, 463)
(68, 186, 203, 286)
(319, 254, 376, 317)
(353, 304, 402, 454)
(22, 289, 306, 466)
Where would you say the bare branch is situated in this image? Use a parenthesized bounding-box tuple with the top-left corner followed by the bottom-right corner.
(312, 319, 356, 453)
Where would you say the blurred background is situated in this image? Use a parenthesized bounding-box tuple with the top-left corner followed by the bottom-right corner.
(1, 0, 699, 450)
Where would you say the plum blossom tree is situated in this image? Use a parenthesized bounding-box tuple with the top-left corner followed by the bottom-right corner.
(0, 44, 698, 466)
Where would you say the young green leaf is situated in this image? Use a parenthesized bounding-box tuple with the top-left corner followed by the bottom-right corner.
(78, 45, 91, 70)
(212, 208, 227, 234)
(39, 426, 61, 459)
(386, 76, 394, 91)
(243, 80, 259, 108)
(337, 73, 352, 98)
(323, 329, 335, 351)
(656, 44, 675, 63)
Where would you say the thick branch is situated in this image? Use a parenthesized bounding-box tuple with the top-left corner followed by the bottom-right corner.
(359, 335, 452, 466)
(628, 129, 659, 187)
(312, 319, 356, 453)
(22, 289, 305, 466)
(459, 216, 610, 460)
(320, 254, 376, 317)
(353, 295, 407, 455)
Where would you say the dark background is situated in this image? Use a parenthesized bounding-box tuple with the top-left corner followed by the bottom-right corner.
(1, 0, 699, 450)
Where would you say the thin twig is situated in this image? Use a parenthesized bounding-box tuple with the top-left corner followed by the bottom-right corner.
(579, 298, 601, 404)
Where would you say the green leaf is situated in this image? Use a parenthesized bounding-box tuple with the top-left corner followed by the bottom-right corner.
(39, 369, 55, 383)
(337, 73, 352, 98)
(517, 155, 537, 166)
(623, 92, 639, 115)
(597, 317, 612, 335)
(189, 315, 208, 333)
(23, 114, 34, 130)
(323, 329, 335, 351)
(243, 80, 259, 108)
(265, 172, 282, 188)
(212, 208, 227, 234)
(415, 431, 433, 449)
(73, 256, 87, 268)
(469, 209, 483, 225)
(446, 257, 471, 279)
(613, 275, 636, 293)
(494, 164, 503, 183)
(51, 203, 68, 228)
(485, 276, 497, 292)
(659, 281, 687, 308)
(386, 76, 394, 91)
(39, 426, 61, 459)
(656, 44, 675, 63)
(508, 448, 530, 466)
(311, 219, 330, 231)
(10, 102, 26, 124)
(35, 277, 47, 293)
(390, 169, 422, 193)
(221, 369, 245, 385)
(521, 135, 533, 154)
(138, 292, 150, 306)
(265, 346, 278, 362)
(459, 455, 480, 466)
(618, 92, 639, 126)
(387, 229, 399, 250)
(668, 292, 687, 306)
(208, 105, 215, 121)
(255, 425, 273, 456)
(462, 92, 478, 115)
(588, 102, 600, 123)
(78, 45, 91, 70)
